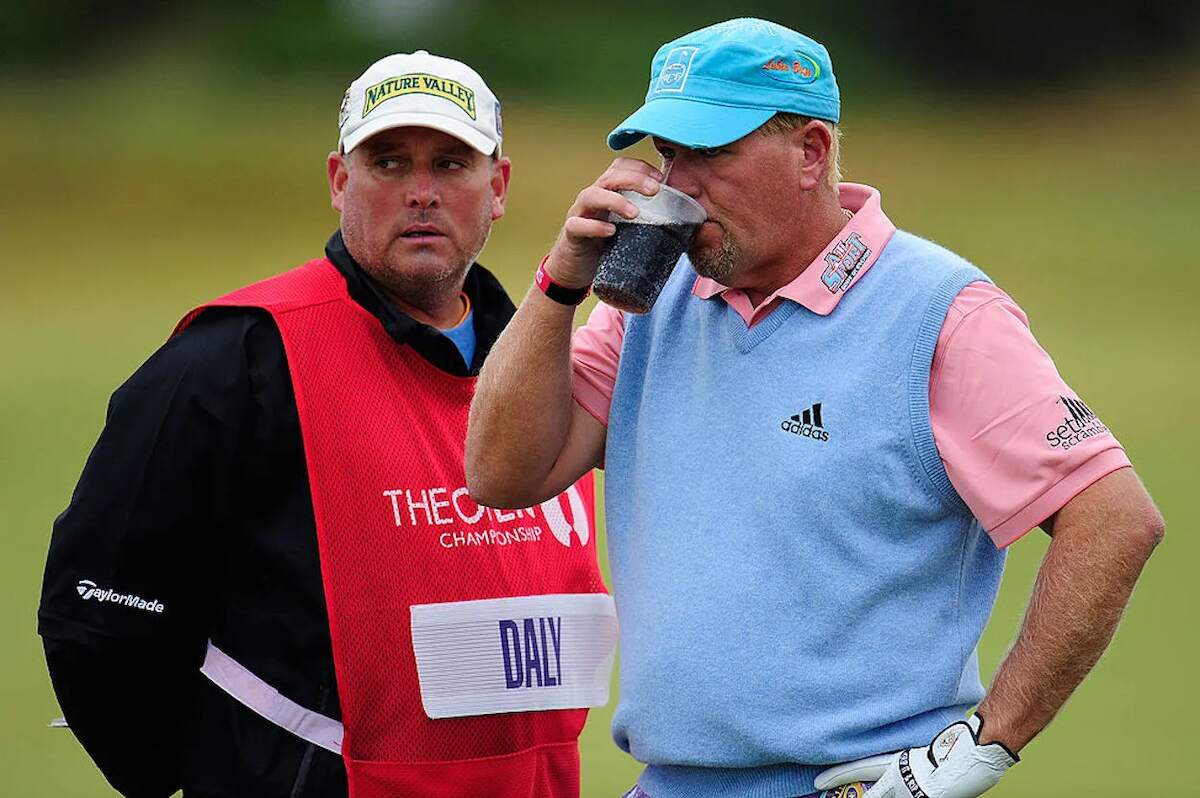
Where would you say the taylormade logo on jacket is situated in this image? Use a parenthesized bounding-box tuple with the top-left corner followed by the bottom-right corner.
(76, 579, 164, 613)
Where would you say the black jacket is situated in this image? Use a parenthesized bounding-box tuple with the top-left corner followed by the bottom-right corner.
(38, 232, 516, 797)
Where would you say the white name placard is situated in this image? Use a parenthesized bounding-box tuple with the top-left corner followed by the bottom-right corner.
(410, 593, 618, 719)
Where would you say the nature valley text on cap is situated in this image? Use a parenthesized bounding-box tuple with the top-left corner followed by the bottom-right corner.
(608, 18, 839, 151)
(339, 50, 502, 156)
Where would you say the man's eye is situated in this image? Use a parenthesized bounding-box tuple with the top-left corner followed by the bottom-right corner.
(439, 159, 466, 170)
(658, 148, 675, 162)
(376, 158, 401, 169)
(697, 147, 723, 158)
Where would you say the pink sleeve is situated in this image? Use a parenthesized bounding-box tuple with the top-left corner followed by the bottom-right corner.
(930, 283, 1131, 548)
(570, 302, 625, 426)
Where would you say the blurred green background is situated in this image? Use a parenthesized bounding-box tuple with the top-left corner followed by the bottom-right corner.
(3, 2, 1198, 795)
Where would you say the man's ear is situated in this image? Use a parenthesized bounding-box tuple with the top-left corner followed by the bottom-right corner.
(792, 121, 833, 192)
(490, 155, 512, 221)
(327, 150, 349, 213)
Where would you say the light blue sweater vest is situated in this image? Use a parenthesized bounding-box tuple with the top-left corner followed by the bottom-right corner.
(605, 231, 1004, 798)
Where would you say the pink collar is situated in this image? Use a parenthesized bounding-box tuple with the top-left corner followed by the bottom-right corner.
(692, 183, 896, 325)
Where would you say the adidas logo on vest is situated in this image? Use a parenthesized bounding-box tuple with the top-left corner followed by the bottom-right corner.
(781, 403, 830, 442)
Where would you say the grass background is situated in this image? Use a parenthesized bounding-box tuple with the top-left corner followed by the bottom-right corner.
(2, 57, 1197, 796)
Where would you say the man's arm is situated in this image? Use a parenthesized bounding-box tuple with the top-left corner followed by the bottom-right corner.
(975, 466, 1165, 752)
(838, 292, 1162, 798)
(838, 468, 1163, 798)
(466, 157, 663, 508)
(467, 283, 607, 508)
(39, 311, 260, 797)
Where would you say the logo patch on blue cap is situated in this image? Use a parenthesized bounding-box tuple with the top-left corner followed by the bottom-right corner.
(763, 51, 821, 84)
(655, 46, 700, 94)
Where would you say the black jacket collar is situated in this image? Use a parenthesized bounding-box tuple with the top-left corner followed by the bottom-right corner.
(324, 230, 515, 377)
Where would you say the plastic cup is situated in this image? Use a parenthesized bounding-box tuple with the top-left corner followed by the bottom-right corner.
(593, 184, 707, 314)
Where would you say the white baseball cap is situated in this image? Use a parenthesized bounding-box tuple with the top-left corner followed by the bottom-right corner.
(338, 50, 502, 156)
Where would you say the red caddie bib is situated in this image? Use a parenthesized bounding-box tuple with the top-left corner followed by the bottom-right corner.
(177, 259, 613, 798)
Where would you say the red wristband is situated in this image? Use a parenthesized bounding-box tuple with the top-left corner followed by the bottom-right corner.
(534, 255, 591, 306)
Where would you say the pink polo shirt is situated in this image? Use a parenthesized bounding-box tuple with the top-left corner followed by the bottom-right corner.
(571, 183, 1130, 547)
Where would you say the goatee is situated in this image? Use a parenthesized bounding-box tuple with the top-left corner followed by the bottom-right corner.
(690, 231, 741, 285)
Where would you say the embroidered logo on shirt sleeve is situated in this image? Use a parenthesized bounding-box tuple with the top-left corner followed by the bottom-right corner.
(1045, 395, 1109, 450)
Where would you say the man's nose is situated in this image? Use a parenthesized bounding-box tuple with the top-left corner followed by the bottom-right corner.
(664, 160, 702, 203)
(406, 169, 440, 208)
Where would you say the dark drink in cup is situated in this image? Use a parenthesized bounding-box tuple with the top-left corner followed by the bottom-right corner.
(594, 221, 700, 313)
(593, 185, 706, 314)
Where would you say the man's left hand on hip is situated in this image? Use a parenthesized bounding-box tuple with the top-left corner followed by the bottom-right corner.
(866, 715, 1016, 798)
(817, 715, 1016, 798)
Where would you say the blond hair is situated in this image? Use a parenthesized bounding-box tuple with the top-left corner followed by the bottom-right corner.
(758, 112, 842, 187)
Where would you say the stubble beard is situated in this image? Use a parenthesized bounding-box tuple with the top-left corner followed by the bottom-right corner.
(689, 227, 742, 285)
(347, 202, 493, 315)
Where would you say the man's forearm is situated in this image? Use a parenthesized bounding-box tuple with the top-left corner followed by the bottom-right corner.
(976, 468, 1164, 752)
(468, 156, 664, 506)
(466, 282, 579, 506)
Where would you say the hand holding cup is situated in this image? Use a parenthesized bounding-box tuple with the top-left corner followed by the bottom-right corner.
(543, 158, 668, 292)
(592, 183, 706, 313)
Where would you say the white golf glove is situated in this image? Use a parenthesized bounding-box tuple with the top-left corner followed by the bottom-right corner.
(815, 715, 1017, 798)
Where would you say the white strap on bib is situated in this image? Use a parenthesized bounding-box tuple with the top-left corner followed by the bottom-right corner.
(200, 641, 344, 754)
(410, 592, 618, 719)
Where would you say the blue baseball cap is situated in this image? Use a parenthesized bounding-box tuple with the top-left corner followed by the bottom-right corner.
(608, 18, 839, 151)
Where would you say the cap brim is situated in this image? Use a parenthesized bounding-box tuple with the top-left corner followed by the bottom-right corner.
(607, 99, 776, 150)
(342, 112, 497, 156)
